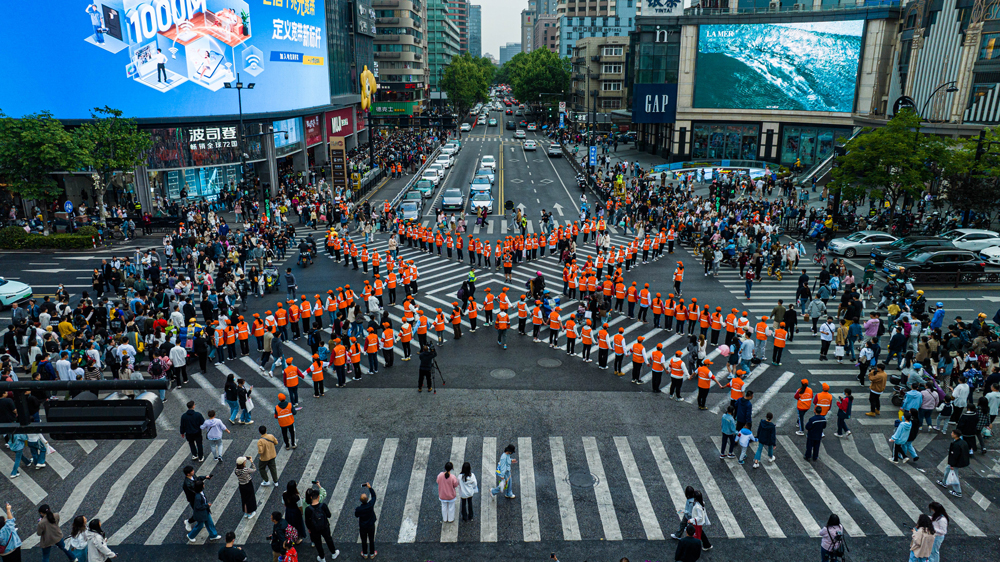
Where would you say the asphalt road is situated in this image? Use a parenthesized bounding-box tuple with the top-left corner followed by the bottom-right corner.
(2, 116, 1000, 562)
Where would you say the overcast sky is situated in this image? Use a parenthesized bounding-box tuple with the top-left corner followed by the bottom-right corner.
(478, 0, 524, 59)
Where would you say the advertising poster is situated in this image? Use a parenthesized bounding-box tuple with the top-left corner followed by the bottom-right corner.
(326, 108, 354, 139)
(631, 84, 678, 124)
(304, 114, 322, 146)
(0, 0, 330, 119)
(273, 116, 303, 157)
(693, 21, 864, 113)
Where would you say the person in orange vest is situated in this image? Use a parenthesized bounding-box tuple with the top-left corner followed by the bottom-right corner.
(723, 369, 746, 411)
(380, 322, 396, 368)
(332, 338, 347, 387)
(814, 382, 834, 416)
(772, 322, 788, 365)
(282, 357, 303, 410)
(548, 306, 562, 348)
(399, 320, 413, 361)
(629, 336, 649, 383)
(482, 288, 495, 326)
(465, 297, 479, 333)
(564, 315, 578, 355)
(274, 392, 296, 450)
(596, 323, 611, 369)
(724, 308, 738, 346)
(224, 320, 237, 360)
(415, 310, 429, 348)
(673, 261, 684, 296)
(648, 343, 665, 393)
(348, 336, 363, 380)
(300, 296, 313, 336)
(753, 315, 771, 362)
(495, 308, 510, 349)
(637, 284, 651, 323)
(515, 295, 528, 336)
(665, 349, 689, 398)
(252, 313, 266, 352)
(663, 294, 676, 331)
(691, 359, 717, 409)
(612, 327, 627, 376)
(236, 315, 251, 356)
(308, 353, 325, 397)
(613, 278, 626, 314)
(286, 299, 301, 340)
(433, 308, 446, 346)
(675, 298, 687, 335)
(626, 281, 638, 318)
(364, 327, 380, 374)
(580, 320, 594, 362)
(449, 302, 463, 340)
(275, 303, 288, 341)
(710, 307, 723, 346)
(794, 379, 814, 435)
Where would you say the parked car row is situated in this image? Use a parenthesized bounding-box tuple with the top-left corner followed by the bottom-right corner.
(826, 228, 1000, 275)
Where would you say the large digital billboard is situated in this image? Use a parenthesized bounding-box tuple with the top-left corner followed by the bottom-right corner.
(0, 0, 330, 119)
(693, 21, 864, 113)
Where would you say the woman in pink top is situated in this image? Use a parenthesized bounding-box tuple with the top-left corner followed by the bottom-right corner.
(436, 461, 459, 522)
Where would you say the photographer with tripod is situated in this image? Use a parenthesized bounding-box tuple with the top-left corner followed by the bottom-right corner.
(417, 344, 438, 393)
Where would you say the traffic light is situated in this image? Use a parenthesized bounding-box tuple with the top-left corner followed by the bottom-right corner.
(44, 392, 164, 440)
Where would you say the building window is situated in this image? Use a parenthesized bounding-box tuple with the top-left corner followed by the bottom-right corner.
(602, 64, 623, 73)
(981, 33, 1000, 60)
(602, 46, 623, 56)
(600, 99, 621, 108)
(691, 124, 760, 160)
(601, 81, 622, 91)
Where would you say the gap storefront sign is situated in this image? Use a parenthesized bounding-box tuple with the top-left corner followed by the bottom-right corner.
(631, 84, 677, 124)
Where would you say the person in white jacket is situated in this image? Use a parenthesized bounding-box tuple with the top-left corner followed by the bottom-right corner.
(86, 518, 116, 562)
(687, 490, 712, 551)
(458, 461, 479, 521)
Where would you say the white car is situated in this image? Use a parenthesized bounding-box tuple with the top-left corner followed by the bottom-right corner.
(426, 164, 446, 179)
(523, 140, 537, 151)
(470, 191, 494, 213)
(939, 228, 1000, 252)
(440, 145, 458, 157)
(420, 170, 440, 186)
(0, 277, 32, 308)
(477, 116, 487, 124)
(981, 246, 1000, 266)
(435, 155, 453, 169)
(460, 123, 472, 132)
(514, 129, 526, 139)
(480, 155, 496, 170)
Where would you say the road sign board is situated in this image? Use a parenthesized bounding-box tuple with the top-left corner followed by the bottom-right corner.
(559, 114, 564, 129)
(589, 146, 597, 166)
(558, 101, 566, 113)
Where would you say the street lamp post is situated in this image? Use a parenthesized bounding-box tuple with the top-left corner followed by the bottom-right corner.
(920, 81, 959, 123)
(223, 73, 257, 199)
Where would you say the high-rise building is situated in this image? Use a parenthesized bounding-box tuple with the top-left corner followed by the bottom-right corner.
(468, 5, 482, 58)
(427, 0, 461, 96)
(556, 0, 637, 57)
(533, 14, 560, 54)
(374, 0, 428, 106)
(444, 0, 470, 53)
(484, 52, 499, 66)
(499, 42, 522, 66)
(521, 9, 535, 53)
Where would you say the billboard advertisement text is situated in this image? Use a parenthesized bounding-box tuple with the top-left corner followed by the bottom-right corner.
(693, 21, 864, 113)
(0, 0, 330, 119)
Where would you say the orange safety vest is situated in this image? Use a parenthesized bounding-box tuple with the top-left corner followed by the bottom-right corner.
(649, 350, 664, 372)
(613, 334, 625, 354)
(333, 345, 347, 366)
(755, 322, 768, 341)
(815, 392, 834, 415)
(283, 365, 300, 387)
(252, 320, 265, 337)
(309, 362, 324, 382)
(224, 326, 236, 345)
(774, 329, 787, 348)
(696, 366, 715, 388)
(381, 329, 395, 349)
(548, 311, 561, 330)
(288, 305, 300, 323)
(711, 313, 722, 330)
(729, 377, 744, 400)
(795, 388, 814, 411)
(236, 322, 250, 340)
(565, 320, 576, 338)
(632, 343, 645, 363)
(400, 323, 413, 342)
(275, 403, 294, 427)
(365, 333, 379, 353)
(496, 312, 509, 330)
(597, 329, 609, 349)
(668, 357, 685, 378)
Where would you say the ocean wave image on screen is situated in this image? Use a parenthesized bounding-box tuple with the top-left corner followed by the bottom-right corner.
(693, 21, 864, 112)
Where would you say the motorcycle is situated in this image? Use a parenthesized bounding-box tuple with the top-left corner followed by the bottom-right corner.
(576, 174, 587, 190)
(298, 251, 313, 268)
(263, 265, 281, 293)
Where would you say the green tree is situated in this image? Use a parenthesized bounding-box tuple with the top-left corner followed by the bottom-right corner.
(440, 53, 490, 138)
(0, 110, 89, 229)
(509, 48, 571, 105)
(939, 127, 1000, 223)
(828, 110, 938, 209)
(77, 106, 153, 219)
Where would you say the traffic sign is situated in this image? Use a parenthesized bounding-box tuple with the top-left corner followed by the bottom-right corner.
(558, 101, 566, 113)
(64, 201, 73, 214)
(589, 145, 597, 166)
(559, 114, 564, 129)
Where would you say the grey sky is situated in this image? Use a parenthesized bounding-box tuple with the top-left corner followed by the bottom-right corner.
(477, 0, 523, 59)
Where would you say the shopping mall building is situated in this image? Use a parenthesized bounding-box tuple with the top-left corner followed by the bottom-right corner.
(627, 0, 996, 169)
(1, 0, 377, 211)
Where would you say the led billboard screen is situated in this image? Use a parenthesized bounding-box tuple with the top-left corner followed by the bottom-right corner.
(693, 21, 864, 113)
(0, 0, 330, 119)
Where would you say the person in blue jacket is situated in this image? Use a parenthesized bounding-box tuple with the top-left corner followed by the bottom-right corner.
(804, 406, 827, 461)
(929, 303, 945, 331)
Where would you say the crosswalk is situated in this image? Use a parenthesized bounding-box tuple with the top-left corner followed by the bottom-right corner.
(9, 431, 993, 548)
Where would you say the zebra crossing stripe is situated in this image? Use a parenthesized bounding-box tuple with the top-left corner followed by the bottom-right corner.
(328, 439, 369, 534)
(480, 437, 498, 542)
(366, 438, 398, 542)
(678, 436, 743, 538)
(0, 452, 47, 505)
(441, 437, 467, 543)
(776, 436, 864, 537)
(398, 437, 431, 543)
(144, 440, 230, 545)
(760, 455, 821, 536)
(646, 436, 687, 514)
(95, 439, 167, 525)
(549, 436, 582, 541)
(233, 447, 293, 544)
(753, 371, 796, 412)
(838, 437, 921, 527)
(709, 437, 784, 538)
(819, 444, 903, 536)
(191, 442, 260, 544)
(108, 443, 197, 545)
(518, 437, 541, 542)
(583, 436, 622, 540)
(614, 437, 663, 540)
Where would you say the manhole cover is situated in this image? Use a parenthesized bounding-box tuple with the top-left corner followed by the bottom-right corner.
(490, 368, 516, 379)
(567, 471, 598, 488)
(537, 358, 562, 368)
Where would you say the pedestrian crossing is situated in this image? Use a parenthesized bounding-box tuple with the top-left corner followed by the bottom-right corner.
(8, 431, 994, 549)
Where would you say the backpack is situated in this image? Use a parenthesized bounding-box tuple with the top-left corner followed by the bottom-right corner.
(307, 332, 317, 347)
(148, 359, 164, 378)
(317, 346, 330, 362)
(876, 319, 886, 337)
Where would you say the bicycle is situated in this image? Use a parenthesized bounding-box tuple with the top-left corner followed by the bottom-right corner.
(813, 251, 828, 267)
(767, 264, 783, 281)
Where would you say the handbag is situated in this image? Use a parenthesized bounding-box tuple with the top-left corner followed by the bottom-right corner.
(219, 392, 228, 407)
(944, 468, 960, 486)
(246, 397, 255, 412)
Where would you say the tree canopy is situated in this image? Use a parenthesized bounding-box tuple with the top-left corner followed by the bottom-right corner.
(76, 106, 153, 218)
(440, 53, 493, 134)
(497, 49, 571, 103)
(0, 110, 89, 212)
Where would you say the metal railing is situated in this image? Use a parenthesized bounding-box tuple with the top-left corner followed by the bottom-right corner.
(389, 144, 443, 209)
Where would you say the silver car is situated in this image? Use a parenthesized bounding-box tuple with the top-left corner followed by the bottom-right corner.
(827, 230, 898, 258)
(399, 200, 421, 221)
(441, 188, 465, 211)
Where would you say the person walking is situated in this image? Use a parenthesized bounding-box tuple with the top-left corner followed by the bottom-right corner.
(186, 480, 222, 542)
(235, 456, 258, 519)
(736, 422, 757, 465)
(257, 426, 280, 486)
(35, 505, 75, 562)
(490, 444, 517, 499)
(804, 406, 827, 461)
(818, 316, 835, 361)
(819, 514, 844, 562)
(200, 410, 231, 462)
(218, 532, 248, 562)
(670, 486, 697, 540)
(182, 465, 212, 533)
(834, 389, 853, 437)
(436, 462, 459, 523)
(274, 393, 297, 450)
(674, 524, 703, 562)
(85, 519, 116, 562)
(65, 517, 87, 562)
(866, 364, 887, 417)
(909, 515, 936, 562)
(719, 406, 737, 459)
(928, 502, 948, 562)
(355, 483, 377, 560)
(937, 429, 970, 498)
(752, 412, 776, 468)
(180, 401, 206, 462)
(458, 462, 478, 521)
(303, 482, 339, 561)
(687, 490, 711, 551)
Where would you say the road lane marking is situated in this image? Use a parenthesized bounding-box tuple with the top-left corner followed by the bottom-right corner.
(582, 436, 622, 540)
(398, 437, 431, 543)
(549, 436, 581, 540)
(614, 436, 663, 540)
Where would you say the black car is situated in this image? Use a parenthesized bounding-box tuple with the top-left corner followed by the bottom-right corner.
(883, 249, 985, 274)
(870, 236, 955, 265)
(506, 120, 516, 130)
